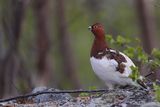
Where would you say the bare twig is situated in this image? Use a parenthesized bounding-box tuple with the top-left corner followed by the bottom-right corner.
(145, 72, 154, 77)
(0, 89, 108, 103)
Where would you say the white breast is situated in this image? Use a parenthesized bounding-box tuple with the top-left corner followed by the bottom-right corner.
(90, 49, 135, 88)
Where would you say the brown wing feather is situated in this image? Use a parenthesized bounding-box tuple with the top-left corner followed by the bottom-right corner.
(94, 49, 127, 73)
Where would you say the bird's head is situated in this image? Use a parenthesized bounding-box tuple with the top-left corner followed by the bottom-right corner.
(88, 23, 105, 39)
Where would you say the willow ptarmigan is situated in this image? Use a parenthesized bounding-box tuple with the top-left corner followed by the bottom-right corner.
(89, 23, 145, 89)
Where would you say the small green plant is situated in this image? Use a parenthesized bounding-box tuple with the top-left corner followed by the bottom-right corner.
(106, 35, 160, 102)
(123, 46, 135, 58)
(106, 34, 160, 69)
(152, 48, 160, 60)
(79, 92, 89, 97)
(116, 35, 130, 46)
(153, 83, 160, 102)
(129, 66, 139, 81)
(79, 86, 98, 97)
(106, 35, 115, 44)
(149, 48, 160, 70)
(88, 86, 97, 90)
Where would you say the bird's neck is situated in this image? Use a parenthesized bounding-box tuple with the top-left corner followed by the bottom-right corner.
(91, 38, 109, 57)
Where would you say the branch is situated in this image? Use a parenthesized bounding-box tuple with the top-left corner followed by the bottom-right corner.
(0, 89, 108, 103)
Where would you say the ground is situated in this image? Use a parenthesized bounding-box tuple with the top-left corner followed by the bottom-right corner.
(0, 87, 160, 107)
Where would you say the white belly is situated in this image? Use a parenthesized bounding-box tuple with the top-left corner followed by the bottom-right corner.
(90, 57, 119, 84)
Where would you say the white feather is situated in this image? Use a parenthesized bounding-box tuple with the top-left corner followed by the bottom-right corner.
(90, 49, 135, 89)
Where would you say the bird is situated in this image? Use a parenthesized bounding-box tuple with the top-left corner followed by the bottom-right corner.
(88, 23, 145, 89)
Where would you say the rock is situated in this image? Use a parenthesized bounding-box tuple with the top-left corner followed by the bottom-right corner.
(30, 87, 73, 105)
(141, 102, 160, 107)
(31, 86, 48, 93)
(85, 87, 154, 107)
(0, 87, 157, 107)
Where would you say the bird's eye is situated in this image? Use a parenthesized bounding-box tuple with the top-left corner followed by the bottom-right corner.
(93, 25, 98, 29)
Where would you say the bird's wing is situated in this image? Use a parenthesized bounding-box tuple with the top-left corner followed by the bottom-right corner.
(107, 49, 135, 77)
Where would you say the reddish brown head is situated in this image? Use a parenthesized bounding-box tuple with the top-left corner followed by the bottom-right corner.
(88, 23, 105, 40)
(89, 23, 109, 58)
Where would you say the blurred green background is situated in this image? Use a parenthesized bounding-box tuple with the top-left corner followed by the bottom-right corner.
(0, 0, 160, 98)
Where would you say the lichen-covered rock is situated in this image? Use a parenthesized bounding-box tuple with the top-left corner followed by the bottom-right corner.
(141, 102, 160, 107)
(30, 87, 72, 104)
(0, 87, 158, 107)
(86, 87, 154, 107)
